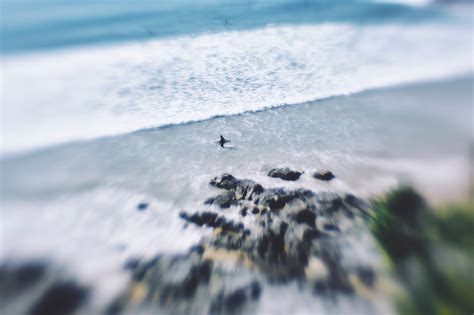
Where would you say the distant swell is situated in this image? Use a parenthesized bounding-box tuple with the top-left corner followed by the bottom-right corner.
(2, 22, 472, 155)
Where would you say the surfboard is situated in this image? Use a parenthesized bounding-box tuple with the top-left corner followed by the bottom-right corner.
(214, 139, 231, 144)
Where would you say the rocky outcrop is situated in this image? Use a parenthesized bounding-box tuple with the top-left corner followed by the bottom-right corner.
(313, 171, 335, 181)
(109, 247, 261, 315)
(111, 173, 379, 315)
(268, 168, 302, 181)
(0, 262, 89, 315)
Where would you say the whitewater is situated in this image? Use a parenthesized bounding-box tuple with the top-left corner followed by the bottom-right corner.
(2, 21, 472, 155)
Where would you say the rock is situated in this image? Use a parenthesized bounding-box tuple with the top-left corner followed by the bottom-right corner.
(0, 261, 46, 296)
(210, 174, 240, 190)
(210, 281, 261, 313)
(123, 258, 141, 271)
(29, 282, 89, 315)
(294, 208, 316, 228)
(210, 174, 264, 201)
(268, 168, 302, 181)
(0, 262, 92, 315)
(180, 211, 244, 234)
(112, 247, 262, 315)
(114, 173, 380, 314)
(356, 267, 376, 287)
(313, 171, 335, 181)
(180, 211, 218, 227)
(137, 202, 149, 211)
(205, 191, 237, 208)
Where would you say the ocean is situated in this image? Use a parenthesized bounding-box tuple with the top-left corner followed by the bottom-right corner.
(1, 1, 473, 314)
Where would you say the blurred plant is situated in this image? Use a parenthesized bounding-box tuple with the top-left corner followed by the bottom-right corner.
(370, 186, 474, 315)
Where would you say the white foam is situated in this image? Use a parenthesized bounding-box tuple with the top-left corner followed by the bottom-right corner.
(1, 22, 472, 154)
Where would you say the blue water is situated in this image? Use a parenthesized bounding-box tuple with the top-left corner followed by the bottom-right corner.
(1, 0, 450, 54)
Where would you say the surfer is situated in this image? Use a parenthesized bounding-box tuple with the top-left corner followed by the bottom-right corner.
(219, 135, 229, 148)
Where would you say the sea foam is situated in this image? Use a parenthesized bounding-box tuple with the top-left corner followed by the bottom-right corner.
(1, 22, 472, 155)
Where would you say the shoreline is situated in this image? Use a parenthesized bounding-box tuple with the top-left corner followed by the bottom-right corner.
(2, 73, 472, 159)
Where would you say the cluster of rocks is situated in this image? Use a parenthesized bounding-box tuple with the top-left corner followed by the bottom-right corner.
(2, 168, 380, 315)
(267, 167, 336, 182)
(111, 169, 378, 314)
(0, 261, 89, 315)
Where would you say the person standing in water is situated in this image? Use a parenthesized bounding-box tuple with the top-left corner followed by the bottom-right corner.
(219, 135, 228, 148)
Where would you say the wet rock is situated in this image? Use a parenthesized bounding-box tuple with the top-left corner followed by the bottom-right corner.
(323, 224, 340, 232)
(210, 174, 264, 202)
(258, 189, 297, 211)
(210, 174, 241, 190)
(29, 282, 89, 315)
(313, 171, 335, 181)
(213, 191, 238, 208)
(303, 228, 322, 241)
(294, 208, 316, 228)
(123, 258, 141, 271)
(268, 168, 302, 181)
(356, 267, 376, 287)
(113, 248, 262, 315)
(211, 281, 261, 313)
(137, 202, 149, 211)
(180, 211, 218, 227)
(116, 173, 381, 314)
(204, 197, 215, 205)
(0, 261, 46, 296)
(181, 211, 244, 234)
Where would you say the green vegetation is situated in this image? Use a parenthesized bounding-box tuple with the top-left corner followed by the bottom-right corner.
(370, 187, 474, 315)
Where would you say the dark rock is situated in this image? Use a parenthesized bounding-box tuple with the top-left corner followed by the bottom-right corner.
(137, 203, 149, 211)
(204, 197, 215, 205)
(189, 245, 205, 256)
(213, 191, 237, 208)
(224, 288, 247, 310)
(114, 249, 262, 315)
(323, 224, 339, 232)
(259, 189, 297, 211)
(250, 281, 261, 299)
(357, 267, 376, 287)
(116, 173, 379, 313)
(0, 261, 46, 295)
(313, 171, 335, 181)
(294, 208, 316, 228)
(268, 168, 302, 181)
(181, 211, 245, 234)
(187, 212, 218, 227)
(123, 258, 141, 270)
(29, 282, 88, 315)
(303, 229, 321, 241)
(210, 174, 240, 190)
(0, 261, 49, 309)
(210, 174, 264, 202)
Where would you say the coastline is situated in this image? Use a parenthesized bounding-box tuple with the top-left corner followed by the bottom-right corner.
(1, 75, 472, 314)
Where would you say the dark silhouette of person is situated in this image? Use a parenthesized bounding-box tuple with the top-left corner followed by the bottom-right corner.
(219, 135, 228, 148)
